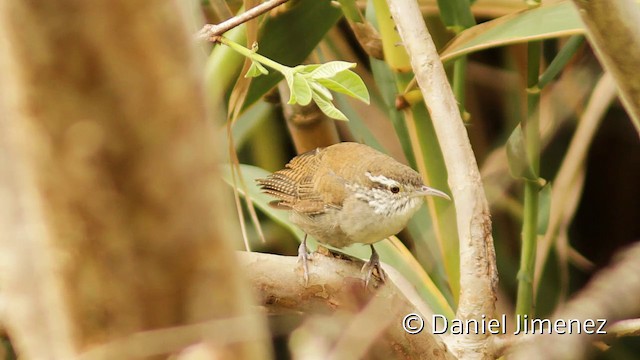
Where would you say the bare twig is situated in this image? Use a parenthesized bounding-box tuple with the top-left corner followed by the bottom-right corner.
(197, 0, 290, 41)
(385, 0, 498, 358)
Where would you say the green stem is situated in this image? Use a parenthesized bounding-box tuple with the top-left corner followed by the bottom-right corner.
(526, 43, 541, 173)
(336, 0, 364, 23)
(218, 36, 291, 74)
(452, 57, 467, 117)
(538, 35, 585, 89)
(516, 40, 541, 318)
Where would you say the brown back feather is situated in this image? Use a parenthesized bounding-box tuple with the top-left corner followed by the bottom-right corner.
(256, 148, 326, 215)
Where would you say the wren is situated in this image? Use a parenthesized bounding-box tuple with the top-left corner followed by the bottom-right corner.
(257, 142, 450, 285)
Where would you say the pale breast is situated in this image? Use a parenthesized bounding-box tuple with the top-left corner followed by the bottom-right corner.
(289, 208, 355, 248)
(289, 194, 422, 248)
(337, 194, 422, 244)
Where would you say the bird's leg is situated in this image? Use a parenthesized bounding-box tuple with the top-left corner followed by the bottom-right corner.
(297, 234, 310, 284)
(362, 244, 386, 286)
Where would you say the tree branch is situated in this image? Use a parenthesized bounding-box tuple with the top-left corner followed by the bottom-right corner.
(385, 0, 498, 358)
(237, 250, 456, 359)
(197, 0, 290, 41)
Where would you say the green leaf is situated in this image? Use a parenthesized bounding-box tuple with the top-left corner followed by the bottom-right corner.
(436, 0, 476, 32)
(538, 35, 585, 89)
(317, 70, 370, 104)
(243, 0, 343, 107)
(440, 2, 584, 63)
(298, 64, 322, 73)
(284, 72, 296, 104)
(228, 101, 275, 147)
(377, 238, 455, 319)
(291, 73, 312, 105)
(309, 81, 333, 101)
(333, 93, 384, 150)
(369, 58, 417, 168)
(245, 61, 269, 78)
(312, 91, 348, 121)
(506, 124, 538, 181)
(308, 61, 356, 79)
(537, 182, 552, 235)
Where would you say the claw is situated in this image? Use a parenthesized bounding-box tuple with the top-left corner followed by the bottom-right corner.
(297, 235, 310, 285)
(362, 245, 386, 287)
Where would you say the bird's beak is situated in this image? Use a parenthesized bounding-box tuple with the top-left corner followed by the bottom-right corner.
(416, 185, 451, 200)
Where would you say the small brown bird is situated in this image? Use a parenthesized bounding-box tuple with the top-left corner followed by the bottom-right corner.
(257, 142, 450, 284)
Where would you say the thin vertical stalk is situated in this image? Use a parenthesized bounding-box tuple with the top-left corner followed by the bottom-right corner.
(438, 0, 474, 119)
(516, 41, 542, 317)
(452, 57, 467, 117)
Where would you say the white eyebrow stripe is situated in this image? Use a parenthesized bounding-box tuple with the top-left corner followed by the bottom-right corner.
(365, 172, 399, 187)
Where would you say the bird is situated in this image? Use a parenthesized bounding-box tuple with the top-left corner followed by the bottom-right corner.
(257, 142, 450, 285)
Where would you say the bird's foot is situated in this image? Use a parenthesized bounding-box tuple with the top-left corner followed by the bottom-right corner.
(361, 245, 386, 287)
(297, 237, 310, 285)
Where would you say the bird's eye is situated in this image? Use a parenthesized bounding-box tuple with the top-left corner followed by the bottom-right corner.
(390, 185, 400, 194)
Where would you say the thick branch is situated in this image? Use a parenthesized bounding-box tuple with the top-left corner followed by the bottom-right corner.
(385, 0, 498, 358)
(238, 251, 455, 359)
